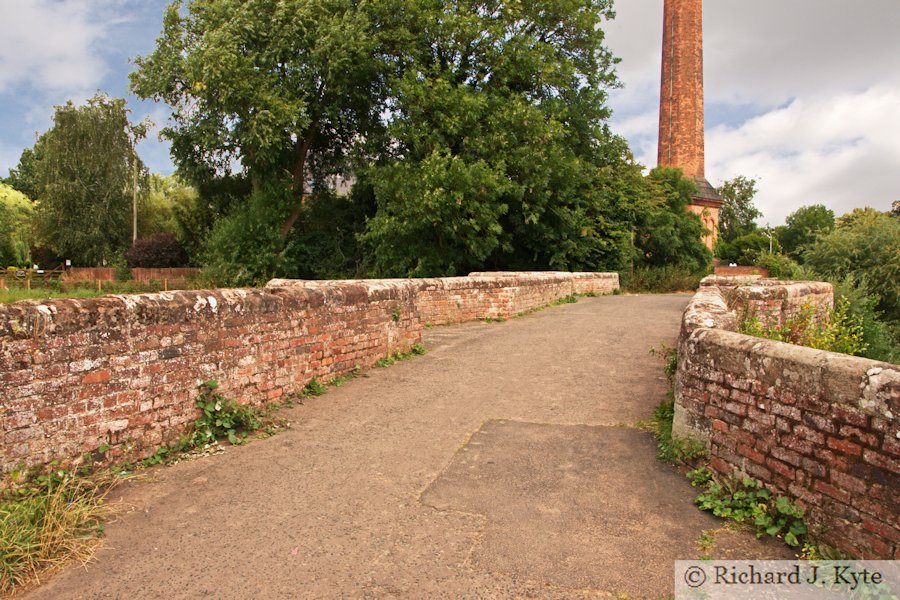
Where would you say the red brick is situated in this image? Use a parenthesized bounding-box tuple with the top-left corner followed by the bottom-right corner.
(766, 457, 795, 481)
(81, 369, 111, 385)
(830, 470, 867, 495)
(814, 480, 851, 504)
(827, 436, 863, 457)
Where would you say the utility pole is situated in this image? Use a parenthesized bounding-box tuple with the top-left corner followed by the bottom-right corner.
(132, 151, 138, 243)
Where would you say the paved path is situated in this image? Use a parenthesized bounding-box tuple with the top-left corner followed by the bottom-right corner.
(25, 294, 788, 600)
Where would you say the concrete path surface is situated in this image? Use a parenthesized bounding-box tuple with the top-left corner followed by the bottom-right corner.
(23, 294, 790, 600)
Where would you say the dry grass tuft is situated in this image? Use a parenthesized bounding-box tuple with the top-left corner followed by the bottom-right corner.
(0, 469, 124, 596)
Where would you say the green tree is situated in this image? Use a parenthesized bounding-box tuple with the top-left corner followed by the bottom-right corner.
(632, 168, 712, 273)
(30, 94, 145, 266)
(716, 175, 760, 243)
(4, 144, 43, 200)
(362, 0, 634, 276)
(716, 231, 779, 265)
(130, 0, 387, 248)
(0, 183, 34, 267)
(777, 204, 835, 260)
(805, 209, 900, 322)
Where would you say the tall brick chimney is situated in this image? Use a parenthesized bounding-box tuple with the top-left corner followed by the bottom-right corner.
(658, 0, 722, 250)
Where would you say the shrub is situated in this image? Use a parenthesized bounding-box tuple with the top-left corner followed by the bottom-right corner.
(739, 298, 867, 357)
(753, 253, 802, 279)
(716, 232, 779, 264)
(125, 233, 189, 268)
(804, 209, 899, 322)
(622, 265, 706, 293)
(831, 277, 900, 364)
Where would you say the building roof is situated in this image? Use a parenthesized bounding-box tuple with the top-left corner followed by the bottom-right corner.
(690, 176, 723, 208)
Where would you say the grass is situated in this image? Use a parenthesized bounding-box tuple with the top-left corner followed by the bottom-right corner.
(0, 280, 208, 304)
(0, 468, 124, 596)
(0, 288, 106, 304)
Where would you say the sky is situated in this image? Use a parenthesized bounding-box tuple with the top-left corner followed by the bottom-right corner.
(0, 0, 898, 226)
(603, 0, 900, 225)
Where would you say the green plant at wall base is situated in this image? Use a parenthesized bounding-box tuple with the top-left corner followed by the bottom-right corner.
(649, 344, 678, 387)
(650, 399, 708, 464)
(300, 378, 328, 398)
(192, 381, 262, 446)
(376, 343, 427, 367)
(550, 294, 578, 306)
(695, 476, 808, 547)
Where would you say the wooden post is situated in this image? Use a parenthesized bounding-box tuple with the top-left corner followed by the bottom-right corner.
(97, 279, 102, 293)
(132, 152, 139, 243)
(164, 279, 168, 292)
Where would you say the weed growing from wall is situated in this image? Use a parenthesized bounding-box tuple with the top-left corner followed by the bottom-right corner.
(738, 298, 867, 356)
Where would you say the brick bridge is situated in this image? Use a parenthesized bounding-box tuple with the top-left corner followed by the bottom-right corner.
(20, 293, 791, 599)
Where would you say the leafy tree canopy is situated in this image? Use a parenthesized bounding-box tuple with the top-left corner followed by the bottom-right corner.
(362, 0, 639, 276)
(30, 94, 146, 266)
(130, 0, 388, 242)
(3, 145, 43, 201)
(805, 208, 899, 322)
(0, 183, 34, 267)
(631, 168, 712, 273)
(716, 175, 760, 243)
(716, 232, 780, 265)
(777, 204, 835, 261)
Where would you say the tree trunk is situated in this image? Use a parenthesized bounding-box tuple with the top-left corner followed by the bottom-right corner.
(279, 135, 313, 240)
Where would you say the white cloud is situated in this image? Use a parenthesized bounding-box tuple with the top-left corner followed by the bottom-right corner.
(603, 0, 900, 225)
(0, 0, 121, 94)
(708, 86, 900, 224)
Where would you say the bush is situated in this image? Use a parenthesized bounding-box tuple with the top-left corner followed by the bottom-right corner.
(831, 277, 900, 364)
(125, 233, 189, 268)
(804, 209, 899, 321)
(716, 232, 779, 264)
(739, 298, 867, 357)
(753, 253, 802, 279)
(622, 265, 707, 293)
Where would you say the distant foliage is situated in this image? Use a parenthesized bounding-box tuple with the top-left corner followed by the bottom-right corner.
(623, 265, 707, 293)
(716, 232, 778, 265)
(752, 253, 806, 280)
(716, 175, 761, 243)
(776, 204, 835, 260)
(804, 208, 899, 323)
(30, 93, 145, 266)
(125, 233, 189, 268)
(0, 183, 33, 267)
(632, 168, 713, 273)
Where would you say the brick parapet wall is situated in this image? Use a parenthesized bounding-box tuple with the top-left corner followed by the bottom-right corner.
(1, 272, 617, 476)
(713, 265, 769, 278)
(675, 277, 899, 558)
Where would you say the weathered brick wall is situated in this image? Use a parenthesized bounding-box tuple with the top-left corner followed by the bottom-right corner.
(272, 272, 619, 327)
(675, 278, 900, 558)
(714, 265, 769, 278)
(723, 279, 834, 328)
(1, 272, 617, 476)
